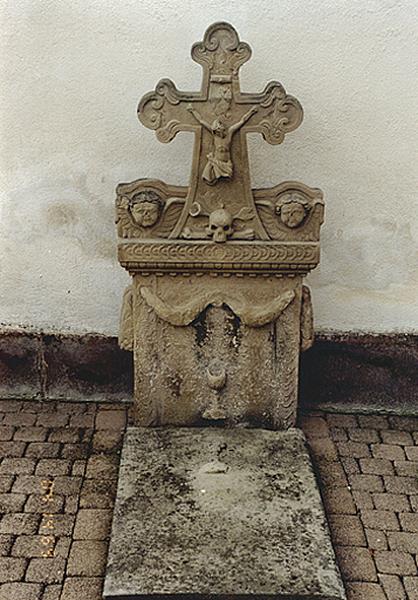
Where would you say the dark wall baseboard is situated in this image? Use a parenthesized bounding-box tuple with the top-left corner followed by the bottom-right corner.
(0, 330, 133, 404)
(300, 332, 418, 415)
(0, 329, 417, 415)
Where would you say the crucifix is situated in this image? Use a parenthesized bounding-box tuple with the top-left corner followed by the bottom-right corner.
(187, 103, 257, 185)
(138, 21, 303, 240)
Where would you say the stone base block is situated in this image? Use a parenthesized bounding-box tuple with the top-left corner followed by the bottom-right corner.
(104, 427, 346, 600)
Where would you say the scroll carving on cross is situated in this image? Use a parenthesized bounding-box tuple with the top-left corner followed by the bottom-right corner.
(135, 21, 308, 242)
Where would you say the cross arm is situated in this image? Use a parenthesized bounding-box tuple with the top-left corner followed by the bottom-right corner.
(238, 81, 303, 144)
(229, 106, 258, 134)
(186, 106, 212, 131)
(138, 79, 203, 143)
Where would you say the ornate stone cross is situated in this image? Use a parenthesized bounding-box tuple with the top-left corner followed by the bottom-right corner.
(138, 21, 303, 241)
(116, 22, 324, 429)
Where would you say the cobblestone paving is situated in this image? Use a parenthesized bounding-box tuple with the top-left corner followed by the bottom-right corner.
(0, 400, 417, 599)
(0, 400, 125, 600)
(302, 412, 418, 600)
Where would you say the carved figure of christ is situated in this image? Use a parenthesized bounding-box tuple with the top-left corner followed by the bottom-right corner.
(187, 105, 258, 185)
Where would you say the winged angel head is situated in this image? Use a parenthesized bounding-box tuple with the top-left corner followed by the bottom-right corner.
(129, 191, 162, 228)
(116, 186, 185, 239)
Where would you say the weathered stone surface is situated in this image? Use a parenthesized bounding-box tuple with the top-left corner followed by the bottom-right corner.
(1, 331, 418, 416)
(0, 331, 132, 404)
(131, 274, 305, 429)
(116, 22, 323, 429)
(104, 427, 345, 599)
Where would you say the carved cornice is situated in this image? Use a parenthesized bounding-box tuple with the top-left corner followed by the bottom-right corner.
(118, 241, 319, 275)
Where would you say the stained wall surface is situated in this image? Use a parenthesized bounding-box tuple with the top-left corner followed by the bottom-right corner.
(1, 0, 417, 335)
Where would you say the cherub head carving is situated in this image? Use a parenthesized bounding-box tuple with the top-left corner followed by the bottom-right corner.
(276, 193, 308, 228)
(129, 191, 162, 228)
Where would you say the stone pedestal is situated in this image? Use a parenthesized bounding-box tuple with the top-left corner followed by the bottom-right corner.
(103, 427, 346, 600)
(118, 241, 318, 429)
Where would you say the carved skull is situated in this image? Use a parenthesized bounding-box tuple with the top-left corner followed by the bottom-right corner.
(206, 208, 233, 243)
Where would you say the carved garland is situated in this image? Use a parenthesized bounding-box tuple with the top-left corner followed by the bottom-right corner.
(140, 287, 295, 327)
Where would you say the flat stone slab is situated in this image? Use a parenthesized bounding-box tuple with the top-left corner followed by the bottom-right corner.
(104, 427, 346, 600)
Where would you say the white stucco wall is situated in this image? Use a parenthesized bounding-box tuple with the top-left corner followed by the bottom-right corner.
(1, 0, 417, 335)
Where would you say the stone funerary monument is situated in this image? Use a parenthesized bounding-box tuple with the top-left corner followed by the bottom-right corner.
(105, 22, 345, 600)
(117, 21, 324, 429)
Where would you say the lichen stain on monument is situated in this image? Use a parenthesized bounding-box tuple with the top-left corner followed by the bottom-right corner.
(116, 21, 324, 429)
